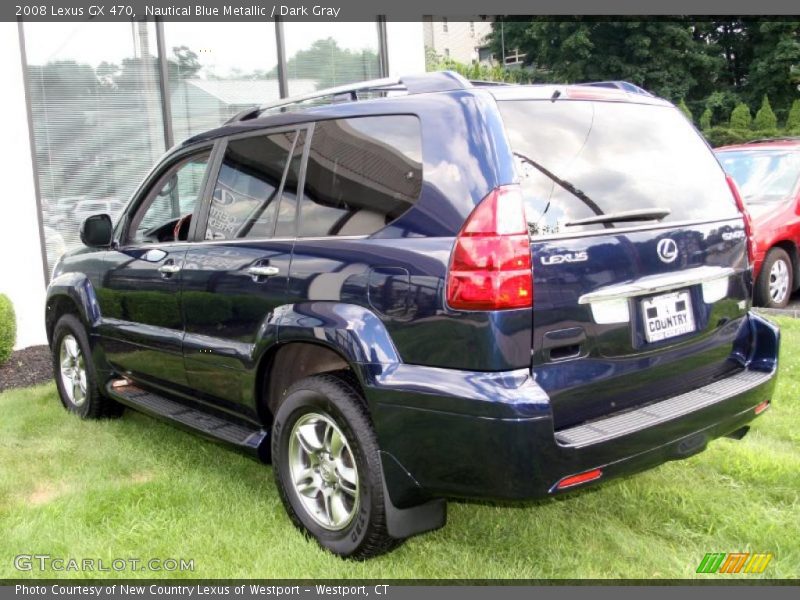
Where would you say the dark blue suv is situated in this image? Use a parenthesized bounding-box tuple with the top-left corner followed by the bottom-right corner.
(45, 72, 780, 558)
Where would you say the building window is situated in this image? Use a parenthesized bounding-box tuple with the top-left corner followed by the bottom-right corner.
(23, 22, 165, 273)
(442, 18, 448, 33)
(504, 48, 526, 66)
(470, 21, 475, 36)
(163, 23, 280, 142)
(282, 23, 381, 96)
(444, 48, 450, 58)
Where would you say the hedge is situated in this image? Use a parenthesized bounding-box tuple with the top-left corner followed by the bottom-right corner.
(0, 294, 16, 365)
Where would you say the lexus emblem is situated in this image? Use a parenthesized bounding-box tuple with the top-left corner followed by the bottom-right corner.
(657, 238, 678, 263)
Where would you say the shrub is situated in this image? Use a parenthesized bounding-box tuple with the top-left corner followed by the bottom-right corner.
(753, 95, 778, 131)
(699, 108, 713, 130)
(0, 294, 16, 365)
(786, 100, 800, 131)
(729, 103, 753, 129)
(702, 127, 756, 148)
(677, 99, 693, 122)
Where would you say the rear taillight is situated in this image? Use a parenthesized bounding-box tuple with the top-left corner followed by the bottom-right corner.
(726, 175, 755, 266)
(446, 185, 533, 311)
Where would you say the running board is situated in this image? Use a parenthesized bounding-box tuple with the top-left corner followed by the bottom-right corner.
(555, 369, 773, 448)
(106, 380, 269, 460)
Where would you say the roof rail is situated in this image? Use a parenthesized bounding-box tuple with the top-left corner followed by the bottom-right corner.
(577, 81, 654, 97)
(745, 137, 800, 144)
(226, 71, 472, 123)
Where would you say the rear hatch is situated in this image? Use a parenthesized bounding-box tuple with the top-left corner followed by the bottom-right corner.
(496, 90, 750, 430)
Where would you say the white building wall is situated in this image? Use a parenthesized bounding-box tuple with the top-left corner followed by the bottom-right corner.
(424, 19, 493, 65)
(0, 22, 48, 349)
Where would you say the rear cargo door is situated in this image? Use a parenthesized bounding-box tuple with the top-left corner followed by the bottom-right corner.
(497, 96, 750, 430)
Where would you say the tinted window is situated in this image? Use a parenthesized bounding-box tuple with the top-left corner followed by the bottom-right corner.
(206, 131, 295, 241)
(298, 116, 422, 237)
(129, 153, 210, 244)
(498, 100, 738, 236)
(274, 130, 306, 238)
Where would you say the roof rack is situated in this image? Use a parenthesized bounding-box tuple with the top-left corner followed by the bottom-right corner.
(576, 81, 654, 97)
(226, 71, 472, 123)
(745, 137, 800, 144)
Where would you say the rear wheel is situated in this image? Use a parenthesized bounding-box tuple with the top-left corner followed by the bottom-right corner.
(272, 373, 397, 559)
(756, 248, 793, 308)
(52, 314, 123, 419)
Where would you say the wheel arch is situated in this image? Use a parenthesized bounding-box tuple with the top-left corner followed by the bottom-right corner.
(252, 302, 401, 426)
(45, 273, 100, 346)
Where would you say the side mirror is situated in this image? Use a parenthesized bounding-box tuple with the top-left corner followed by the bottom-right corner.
(80, 214, 113, 248)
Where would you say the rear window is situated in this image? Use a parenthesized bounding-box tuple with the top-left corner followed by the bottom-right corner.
(498, 100, 738, 236)
(717, 149, 800, 203)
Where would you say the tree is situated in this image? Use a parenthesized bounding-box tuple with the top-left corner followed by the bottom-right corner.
(745, 21, 800, 115)
(699, 108, 713, 129)
(730, 103, 753, 129)
(486, 18, 723, 102)
(272, 38, 380, 90)
(677, 99, 693, 121)
(753, 95, 778, 130)
(787, 99, 800, 131)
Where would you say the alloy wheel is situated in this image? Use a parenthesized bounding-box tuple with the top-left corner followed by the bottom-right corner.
(288, 412, 360, 531)
(59, 334, 87, 407)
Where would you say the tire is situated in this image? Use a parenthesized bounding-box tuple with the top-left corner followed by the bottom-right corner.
(52, 314, 123, 419)
(272, 373, 398, 559)
(755, 248, 793, 308)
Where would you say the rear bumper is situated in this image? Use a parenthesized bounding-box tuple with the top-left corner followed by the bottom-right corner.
(364, 311, 779, 503)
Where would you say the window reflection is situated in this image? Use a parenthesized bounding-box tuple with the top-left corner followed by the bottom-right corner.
(24, 22, 164, 272)
(163, 23, 280, 141)
(282, 22, 381, 93)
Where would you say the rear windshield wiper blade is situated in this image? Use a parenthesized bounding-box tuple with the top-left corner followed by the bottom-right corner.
(565, 208, 671, 227)
(512, 152, 609, 226)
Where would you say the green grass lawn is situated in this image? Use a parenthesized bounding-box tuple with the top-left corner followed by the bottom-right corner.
(1, 316, 799, 580)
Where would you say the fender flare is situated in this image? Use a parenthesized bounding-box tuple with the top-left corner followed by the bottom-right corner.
(45, 272, 101, 343)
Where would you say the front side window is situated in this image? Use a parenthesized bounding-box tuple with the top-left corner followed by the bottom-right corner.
(205, 131, 296, 241)
(128, 152, 210, 244)
(298, 116, 422, 237)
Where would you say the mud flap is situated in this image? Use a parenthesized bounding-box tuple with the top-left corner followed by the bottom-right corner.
(382, 476, 447, 540)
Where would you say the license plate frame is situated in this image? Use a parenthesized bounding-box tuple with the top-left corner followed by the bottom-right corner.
(641, 290, 696, 343)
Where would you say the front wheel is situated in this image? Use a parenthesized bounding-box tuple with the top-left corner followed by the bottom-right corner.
(52, 314, 123, 419)
(756, 248, 793, 308)
(272, 373, 398, 559)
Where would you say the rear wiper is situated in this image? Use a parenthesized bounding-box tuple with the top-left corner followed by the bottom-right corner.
(565, 208, 671, 227)
(512, 152, 608, 226)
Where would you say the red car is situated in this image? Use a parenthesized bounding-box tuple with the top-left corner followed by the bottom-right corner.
(716, 138, 800, 308)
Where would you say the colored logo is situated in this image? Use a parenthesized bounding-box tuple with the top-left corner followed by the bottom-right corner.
(696, 552, 773, 574)
(657, 238, 678, 263)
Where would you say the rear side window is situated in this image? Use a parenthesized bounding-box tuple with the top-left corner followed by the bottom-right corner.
(497, 100, 738, 236)
(298, 115, 422, 237)
(206, 131, 295, 240)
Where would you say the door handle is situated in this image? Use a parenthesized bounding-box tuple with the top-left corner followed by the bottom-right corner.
(158, 263, 181, 275)
(248, 265, 280, 280)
